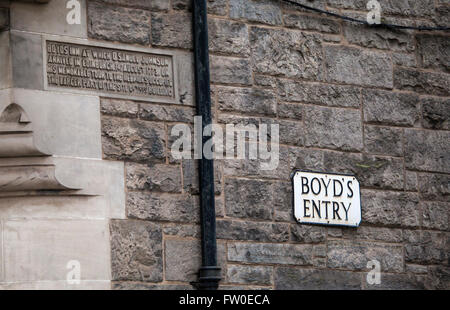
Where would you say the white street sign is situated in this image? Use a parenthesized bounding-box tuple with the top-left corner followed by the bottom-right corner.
(292, 171, 361, 227)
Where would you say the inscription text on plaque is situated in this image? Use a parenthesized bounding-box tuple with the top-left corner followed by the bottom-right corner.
(45, 40, 176, 102)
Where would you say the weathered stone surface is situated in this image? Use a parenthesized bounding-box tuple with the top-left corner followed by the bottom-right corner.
(278, 79, 361, 108)
(164, 239, 200, 282)
(404, 230, 448, 264)
(163, 224, 200, 238)
(151, 13, 192, 48)
(217, 87, 276, 116)
(433, 5, 450, 28)
(110, 220, 163, 282)
(364, 125, 403, 157)
(392, 52, 416, 67)
(275, 268, 361, 290)
(225, 178, 275, 220)
(217, 220, 289, 242)
(127, 192, 199, 223)
(290, 224, 326, 244)
(139, 103, 194, 123)
(250, 27, 324, 80)
(422, 96, 450, 130)
(102, 117, 166, 163)
(426, 266, 450, 290)
(227, 265, 273, 285)
(284, 13, 340, 33)
(344, 24, 414, 52)
(126, 162, 181, 193)
(405, 129, 450, 173)
(326, 0, 435, 17)
(172, 0, 228, 15)
(98, 0, 169, 10)
(209, 19, 249, 56)
(365, 274, 426, 290)
(181, 159, 222, 195)
(327, 240, 403, 272)
(278, 102, 303, 120)
(230, 0, 282, 25)
(342, 226, 403, 243)
(405, 171, 418, 191)
(363, 90, 419, 126)
(88, 1, 151, 45)
(363, 89, 419, 126)
(165, 239, 226, 282)
(394, 68, 449, 96)
(210, 56, 252, 85)
(417, 34, 450, 73)
(324, 45, 393, 88)
(323, 152, 404, 190)
(304, 106, 363, 151)
(361, 190, 420, 227)
(418, 173, 450, 202)
(421, 202, 449, 231)
(100, 99, 138, 118)
(113, 282, 193, 290)
(228, 242, 313, 265)
(290, 147, 325, 172)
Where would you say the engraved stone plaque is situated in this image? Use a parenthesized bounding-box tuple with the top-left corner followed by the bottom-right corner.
(44, 40, 176, 103)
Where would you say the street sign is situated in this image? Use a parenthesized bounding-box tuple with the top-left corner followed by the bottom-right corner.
(292, 170, 361, 227)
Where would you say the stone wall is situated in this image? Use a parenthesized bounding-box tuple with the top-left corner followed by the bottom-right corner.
(88, 0, 449, 289)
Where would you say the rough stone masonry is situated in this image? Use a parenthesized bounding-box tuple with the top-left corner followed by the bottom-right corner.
(87, 0, 449, 289)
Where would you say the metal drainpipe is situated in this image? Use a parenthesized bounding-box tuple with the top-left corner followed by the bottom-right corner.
(191, 0, 221, 290)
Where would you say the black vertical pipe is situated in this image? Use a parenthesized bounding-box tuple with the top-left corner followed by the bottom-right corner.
(192, 0, 221, 290)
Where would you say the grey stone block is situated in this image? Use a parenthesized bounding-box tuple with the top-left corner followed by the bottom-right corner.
(100, 98, 139, 118)
(217, 219, 289, 242)
(363, 89, 419, 126)
(405, 129, 450, 173)
(364, 125, 403, 157)
(284, 12, 340, 33)
(139, 103, 195, 123)
(418, 173, 450, 202)
(327, 240, 403, 272)
(209, 18, 249, 56)
(344, 23, 414, 52)
(225, 178, 275, 220)
(126, 162, 181, 193)
(323, 152, 404, 190)
(110, 220, 163, 282)
(88, 1, 151, 45)
(278, 79, 361, 108)
(275, 267, 361, 290)
(394, 68, 449, 96)
(101, 117, 166, 163)
(290, 224, 326, 244)
(126, 192, 199, 223)
(421, 201, 449, 231)
(421, 96, 450, 130)
(325, 45, 393, 88)
(230, 0, 282, 25)
(210, 55, 252, 85)
(164, 239, 226, 282)
(304, 105, 363, 152)
(217, 87, 276, 116)
(417, 34, 450, 73)
(361, 190, 420, 227)
(250, 27, 324, 80)
(151, 12, 192, 49)
(228, 242, 313, 265)
(404, 230, 448, 264)
(227, 265, 273, 286)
